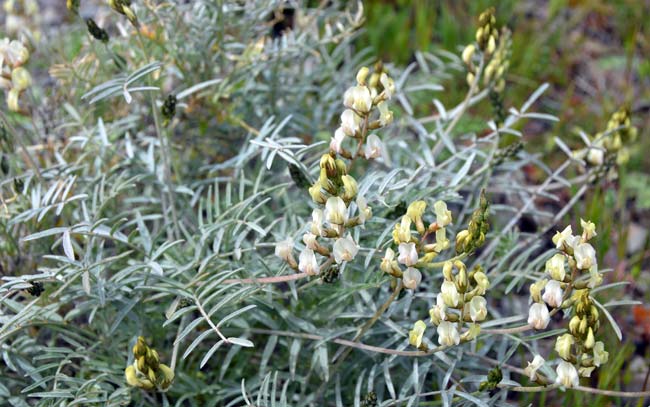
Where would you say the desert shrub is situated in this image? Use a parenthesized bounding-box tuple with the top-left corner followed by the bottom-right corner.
(0, 1, 645, 406)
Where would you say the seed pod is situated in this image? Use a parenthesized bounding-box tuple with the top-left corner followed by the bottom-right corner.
(161, 94, 176, 125)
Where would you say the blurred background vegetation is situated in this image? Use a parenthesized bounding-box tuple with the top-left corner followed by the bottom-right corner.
(361, 0, 649, 404)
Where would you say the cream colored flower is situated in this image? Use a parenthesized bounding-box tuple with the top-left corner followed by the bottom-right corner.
(274, 239, 294, 262)
(542, 280, 563, 308)
(555, 361, 579, 388)
(332, 235, 358, 264)
(574, 242, 596, 270)
(325, 196, 348, 225)
(402, 267, 422, 290)
(340, 109, 361, 136)
(555, 334, 574, 360)
(580, 219, 597, 240)
(393, 215, 412, 243)
(527, 303, 550, 330)
(524, 355, 545, 381)
(364, 134, 384, 159)
(380, 247, 396, 274)
(469, 295, 487, 322)
(408, 320, 426, 348)
(593, 341, 608, 366)
(298, 248, 319, 275)
(545, 253, 566, 281)
(437, 321, 460, 346)
(434, 200, 452, 227)
(397, 242, 418, 266)
(441, 280, 459, 307)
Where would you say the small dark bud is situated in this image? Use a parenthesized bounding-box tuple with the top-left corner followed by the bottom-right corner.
(86, 19, 109, 43)
(361, 391, 377, 407)
(288, 164, 311, 190)
(27, 281, 44, 297)
(1, 155, 9, 175)
(161, 94, 177, 126)
(14, 177, 24, 193)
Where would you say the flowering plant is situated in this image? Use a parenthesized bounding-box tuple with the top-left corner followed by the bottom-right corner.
(0, 2, 645, 406)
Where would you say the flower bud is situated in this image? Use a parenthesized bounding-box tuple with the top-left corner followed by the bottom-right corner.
(11, 67, 32, 92)
(584, 327, 595, 349)
(341, 175, 358, 201)
(308, 183, 327, 204)
(356, 66, 370, 85)
(462, 44, 475, 65)
(380, 248, 396, 274)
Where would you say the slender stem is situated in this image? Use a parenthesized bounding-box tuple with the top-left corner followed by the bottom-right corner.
(0, 112, 43, 182)
(439, 59, 484, 141)
(134, 29, 181, 241)
(193, 295, 229, 344)
(222, 271, 311, 285)
(419, 252, 468, 269)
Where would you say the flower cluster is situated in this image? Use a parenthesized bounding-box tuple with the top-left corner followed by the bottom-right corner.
(454, 190, 490, 255)
(422, 261, 489, 348)
(462, 7, 499, 87)
(585, 107, 638, 167)
(276, 67, 395, 281)
(124, 336, 174, 391)
(525, 220, 609, 388)
(381, 200, 453, 291)
(329, 64, 394, 160)
(0, 37, 31, 112)
(400, 198, 492, 350)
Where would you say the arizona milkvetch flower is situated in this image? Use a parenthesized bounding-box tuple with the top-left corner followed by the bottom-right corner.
(364, 133, 384, 159)
(545, 253, 566, 281)
(274, 239, 294, 262)
(406, 200, 426, 234)
(441, 280, 460, 307)
(408, 320, 426, 348)
(542, 280, 563, 308)
(573, 242, 596, 270)
(469, 295, 487, 322)
(310, 209, 324, 236)
(524, 355, 545, 381)
(429, 294, 447, 325)
(552, 225, 575, 250)
(303, 233, 318, 250)
(393, 215, 412, 243)
(527, 303, 550, 330)
(437, 320, 460, 346)
(555, 361, 579, 388)
(325, 196, 348, 225)
(380, 247, 396, 274)
(332, 235, 358, 264)
(343, 85, 372, 113)
(330, 127, 346, 154)
(473, 271, 490, 294)
(434, 200, 452, 227)
(356, 196, 372, 224)
(377, 101, 393, 126)
(340, 109, 361, 136)
(397, 242, 418, 266)
(402, 267, 422, 290)
(592, 341, 609, 366)
(555, 334, 574, 360)
(298, 248, 319, 275)
(581, 218, 597, 240)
